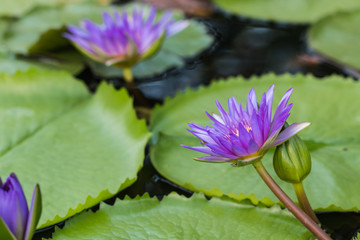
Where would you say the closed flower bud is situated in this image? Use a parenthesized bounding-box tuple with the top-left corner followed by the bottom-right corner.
(0, 173, 42, 240)
(273, 133, 311, 183)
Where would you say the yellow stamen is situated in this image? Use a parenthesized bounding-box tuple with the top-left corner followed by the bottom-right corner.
(242, 123, 252, 132)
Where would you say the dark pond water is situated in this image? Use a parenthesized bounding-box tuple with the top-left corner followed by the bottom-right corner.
(34, 6, 360, 240)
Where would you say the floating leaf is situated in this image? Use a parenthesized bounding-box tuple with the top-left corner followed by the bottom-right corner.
(0, 51, 84, 74)
(213, 0, 360, 23)
(0, 0, 110, 17)
(2, 3, 113, 54)
(308, 9, 360, 70)
(0, 69, 151, 228)
(150, 74, 360, 211)
(51, 193, 312, 239)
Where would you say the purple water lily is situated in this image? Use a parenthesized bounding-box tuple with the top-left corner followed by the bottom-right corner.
(182, 85, 310, 166)
(64, 6, 189, 68)
(0, 173, 41, 240)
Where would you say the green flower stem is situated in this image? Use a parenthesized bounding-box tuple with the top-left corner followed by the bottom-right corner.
(293, 182, 320, 224)
(252, 161, 331, 240)
(123, 76, 150, 109)
(123, 68, 133, 83)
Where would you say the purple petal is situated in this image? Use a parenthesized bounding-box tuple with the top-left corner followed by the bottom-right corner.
(272, 88, 293, 127)
(157, 11, 173, 29)
(66, 25, 89, 38)
(246, 88, 258, 114)
(215, 100, 230, 125)
(145, 6, 157, 28)
(229, 134, 248, 156)
(187, 128, 216, 144)
(166, 20, 189, 37)
(265, 85, 275, 121)
(249, 113, 263, 146)
(181, 145, 214, 155)
(270, 104, 292, 136)
(270, 122, 311, 147)
(247, 139, 259, 155)
(102, 12, 114, 30)
(195, 156, 234, 162)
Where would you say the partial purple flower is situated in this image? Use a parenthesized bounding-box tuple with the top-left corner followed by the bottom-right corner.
(182, 85, 310, 166)
(0, 173, 42, 240)
(64, 6, 189, 68)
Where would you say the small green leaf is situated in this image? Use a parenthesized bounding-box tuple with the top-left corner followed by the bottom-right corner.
(0, 218, 16, 240)
(150, 73, 360, 211)
(308, 9, 360, 70)
(51, 193, 312, 239)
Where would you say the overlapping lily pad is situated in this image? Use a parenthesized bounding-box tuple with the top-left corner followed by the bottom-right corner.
(1, 2, 213, 78)
(0, 69, 151, 228)
(51, 193, 312, 239)
(150, 74, 360, 211)
(213, 0, 360, 23)
(308, 9, 360, 70)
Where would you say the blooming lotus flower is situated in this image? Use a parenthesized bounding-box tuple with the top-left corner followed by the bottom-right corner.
(0, 173, 42, 240)
(64, 6, 189, 69)
(182, 85, 310, 166)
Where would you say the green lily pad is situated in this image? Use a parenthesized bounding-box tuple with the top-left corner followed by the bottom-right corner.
(0, 51, 84, 74)
(0, 0, 107, 17)
(2, 2, 114, 54)
(0, 69, 151, 228)
(51, 193, 312, 239)
(308, 9, 360, 70)
(150, 73, 360, 211)
(213, 0, 360, 23)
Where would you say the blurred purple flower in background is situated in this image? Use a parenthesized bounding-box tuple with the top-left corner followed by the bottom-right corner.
(64, 6, 189, 69)
(182, 85, 310, 166)
(0, 173, 41, 240)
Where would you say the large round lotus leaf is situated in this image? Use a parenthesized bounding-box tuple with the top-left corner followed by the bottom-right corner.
(308, 9, 360, 70)
(51, 193, 312, 239)
(150, 73, 360, 211)
(214, 0, 360, 23)
(0, 0, 110, 17)
(0, 69, 151, 228)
